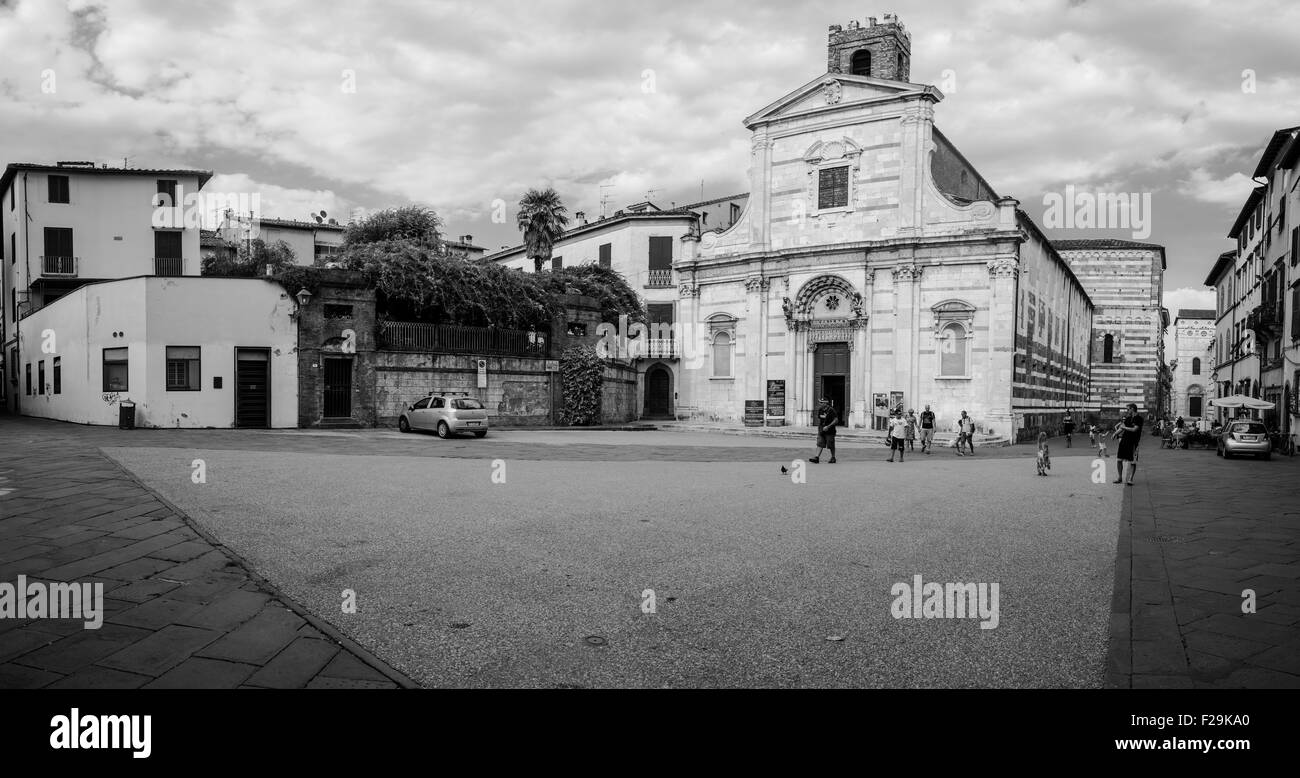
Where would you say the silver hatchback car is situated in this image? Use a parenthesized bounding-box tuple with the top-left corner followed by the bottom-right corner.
(1217, 420, 1270, 460)
(398, 393, 489, 438)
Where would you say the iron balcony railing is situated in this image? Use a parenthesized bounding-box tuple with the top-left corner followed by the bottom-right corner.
(154, 257, 184, 276)
(378, 320, 549, 357)
(646, 268, 673, 288)
(40, 255, 77, 276)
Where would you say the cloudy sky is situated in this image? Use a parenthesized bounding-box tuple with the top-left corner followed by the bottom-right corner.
(3, 0, 1298, 312)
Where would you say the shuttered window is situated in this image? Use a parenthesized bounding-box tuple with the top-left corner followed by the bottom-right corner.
(156, 179, 179, 207)
(818, 166, 849, 209)
(48, 175, 69, 204)
(648, 236, 673, 270)
(44, 227, 73, 258)
(598, 243, 612, 269)
(1293, 287, 1300, 340)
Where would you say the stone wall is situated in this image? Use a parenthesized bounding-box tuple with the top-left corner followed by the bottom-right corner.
(297, 271, 378, 427)
(374, 352, 558, 427)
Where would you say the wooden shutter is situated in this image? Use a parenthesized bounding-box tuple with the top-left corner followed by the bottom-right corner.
(155, 230, 182, 258)
(648, 237, 672, 270)
(817, 166, 848, 209)
(598, 243, 611, 268)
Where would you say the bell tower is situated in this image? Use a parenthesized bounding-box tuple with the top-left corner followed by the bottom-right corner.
(827, 13, 911, 82)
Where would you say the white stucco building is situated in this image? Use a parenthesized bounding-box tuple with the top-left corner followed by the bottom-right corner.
(2, 161, 300, 426)
(16, 277, 298, 428)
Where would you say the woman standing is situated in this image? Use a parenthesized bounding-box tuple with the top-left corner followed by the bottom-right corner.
(904, 409, 918, 453)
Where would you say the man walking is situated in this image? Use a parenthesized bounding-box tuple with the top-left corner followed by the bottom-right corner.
(919, 404, 936, 454)
(957, 410, 976, 456)
(809, 397, 838, 464)
(887, 409, 909, 462)
(1061, 412, 1075, 448)
(1113, 403, 1143, 485)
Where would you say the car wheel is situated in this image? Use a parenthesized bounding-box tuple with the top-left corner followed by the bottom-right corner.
(398, 416, 411, 433)
(437, 421, 452, 439)
(473, 431, 487, 438)
(1223, 450, 1231, 459)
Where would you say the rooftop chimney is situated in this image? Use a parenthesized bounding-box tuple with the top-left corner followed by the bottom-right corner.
(575, 211, 587, 224)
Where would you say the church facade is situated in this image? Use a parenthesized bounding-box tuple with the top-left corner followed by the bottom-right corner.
(668, 17, 1094, 441)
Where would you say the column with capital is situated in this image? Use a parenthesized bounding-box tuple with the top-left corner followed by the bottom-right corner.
(986, 254, 1020, 439)
(892, 262, 922, 415)
(862, 269, 876, 428)
(676, 232, 703, 416)
(850, 276, 870, 427)
(748, 131, 774, 252)
(896, 100, 936, 239)
(744, 276, 768, 405)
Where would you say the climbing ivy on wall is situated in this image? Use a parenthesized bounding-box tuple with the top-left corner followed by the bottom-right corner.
(558, 345, 604, 426)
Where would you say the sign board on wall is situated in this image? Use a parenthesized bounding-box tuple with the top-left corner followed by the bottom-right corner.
(477, 359, 487, 389)
(744, 400, 765, 427)
(874, 393, 889, 416)
(545, 360, 559, 372)
(766, 380, 785, 416)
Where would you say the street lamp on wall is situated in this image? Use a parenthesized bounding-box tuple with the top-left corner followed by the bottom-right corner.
(291, 288, 312, 318)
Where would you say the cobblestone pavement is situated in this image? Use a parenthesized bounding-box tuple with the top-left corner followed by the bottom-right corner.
(0, 418, 412, 688)
(1107, 443, 1300, 688)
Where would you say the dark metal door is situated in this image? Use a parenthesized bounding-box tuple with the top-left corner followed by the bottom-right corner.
(323, 358, 353, 418)
(235, 349, 270, 428)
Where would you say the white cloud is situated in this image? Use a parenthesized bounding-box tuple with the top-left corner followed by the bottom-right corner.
(1176, 168, 1259, 205)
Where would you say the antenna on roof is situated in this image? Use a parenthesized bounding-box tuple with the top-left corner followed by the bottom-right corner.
(599, 182, 614, 219)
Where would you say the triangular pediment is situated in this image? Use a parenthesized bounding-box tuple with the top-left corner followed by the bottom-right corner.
(744, 73, 940, 128)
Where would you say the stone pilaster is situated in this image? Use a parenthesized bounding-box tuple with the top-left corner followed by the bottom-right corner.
(986, 255, 1019, 439)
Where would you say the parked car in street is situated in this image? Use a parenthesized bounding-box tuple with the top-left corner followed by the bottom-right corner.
(398, 392, 489, 438)
(1217, 420, 1271, 460)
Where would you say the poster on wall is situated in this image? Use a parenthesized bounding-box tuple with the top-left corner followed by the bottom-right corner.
(873, 393, 889, 415)
(890, 391, 904, 413)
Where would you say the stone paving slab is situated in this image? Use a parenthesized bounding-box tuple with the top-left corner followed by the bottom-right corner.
(1106, 443, 1300, 689)
(0, 416, 411, 689)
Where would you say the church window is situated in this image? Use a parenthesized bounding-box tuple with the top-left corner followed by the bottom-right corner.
(818, 166, 849, 210)
(1192, 357, 1201, 375)
(939, 322, 969, 377)
(850, 50, 871, 76)
(1103, 334, 1115, 363)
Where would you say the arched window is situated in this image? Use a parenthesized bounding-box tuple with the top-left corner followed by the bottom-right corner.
(712, 331, 731, 378)
(1192, 357, 1201, 375)
(850, 50, 871, 77)
(1103, 334, 1114, 363)
(1188, 385, 1204, 418)
(940, 322, 968, 377)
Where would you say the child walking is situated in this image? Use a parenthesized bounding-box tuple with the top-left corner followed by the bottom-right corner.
(1093, 423, 1108, 458)
(1036, 431, 1051, 476)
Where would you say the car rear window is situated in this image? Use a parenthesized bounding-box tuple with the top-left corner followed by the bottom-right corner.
(1231, 422, 1266, 434)
(453, 398, 484, 410)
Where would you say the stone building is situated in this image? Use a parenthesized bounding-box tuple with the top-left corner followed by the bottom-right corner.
(1053, 239, 1169, 421)
(671, 16, 1094, 441)
(1170, 309, 1215, 421)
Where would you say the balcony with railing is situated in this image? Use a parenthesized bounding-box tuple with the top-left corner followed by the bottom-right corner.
(40, 256, 78, 277)
(645, 338, 677, 359)
(646, 268, 673, 288)
(154, 257, 184, 277)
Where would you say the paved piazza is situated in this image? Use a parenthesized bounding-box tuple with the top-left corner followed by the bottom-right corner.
(104, 431, 1122, 688)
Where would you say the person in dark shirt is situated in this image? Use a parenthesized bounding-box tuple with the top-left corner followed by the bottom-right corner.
(919, 405, 936, 454)
(809, 397, 838, 464)
(1113, 403, 1144, 485)
(1061, 413, 1075, 447)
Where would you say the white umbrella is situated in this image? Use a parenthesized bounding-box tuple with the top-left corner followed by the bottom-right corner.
(1209, 394, 1275, 410)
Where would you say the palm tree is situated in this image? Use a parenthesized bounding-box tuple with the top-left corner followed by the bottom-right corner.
(517, 187, 570, 273)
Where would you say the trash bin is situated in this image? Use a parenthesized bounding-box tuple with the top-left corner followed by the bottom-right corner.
(118, 401, 136, 430)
